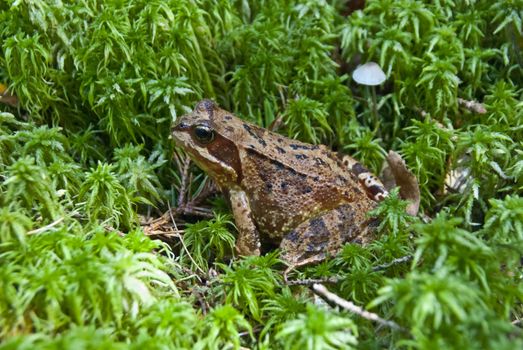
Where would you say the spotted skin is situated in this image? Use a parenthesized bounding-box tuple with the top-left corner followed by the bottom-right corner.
(172, 99, 386, 267)
(281, 203, 378, 265)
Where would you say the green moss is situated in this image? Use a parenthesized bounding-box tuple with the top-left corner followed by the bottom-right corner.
(1, 0, 522, 348)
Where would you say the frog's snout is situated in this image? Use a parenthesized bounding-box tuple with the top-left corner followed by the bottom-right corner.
(171, 119, 190, 144)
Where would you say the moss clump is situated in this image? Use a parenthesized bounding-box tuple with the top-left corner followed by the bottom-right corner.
(0, 0, 522, 348)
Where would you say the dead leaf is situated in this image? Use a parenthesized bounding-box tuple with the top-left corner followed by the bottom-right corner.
(380, 163, 396, 192)
(0, 83, 19, 107)
(385, 151, 420, 216)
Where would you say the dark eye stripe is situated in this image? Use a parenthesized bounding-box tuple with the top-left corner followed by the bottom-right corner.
(206, 132, 242, 183)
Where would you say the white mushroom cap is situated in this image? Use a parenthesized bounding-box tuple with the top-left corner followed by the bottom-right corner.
(352, 62, 386, 86)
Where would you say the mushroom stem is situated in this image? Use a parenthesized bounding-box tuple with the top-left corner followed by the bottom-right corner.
(351, 61, 386, 131)
(370, 86, 379, 131)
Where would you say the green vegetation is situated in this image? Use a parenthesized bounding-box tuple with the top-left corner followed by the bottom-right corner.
(0, 0, 522, 348)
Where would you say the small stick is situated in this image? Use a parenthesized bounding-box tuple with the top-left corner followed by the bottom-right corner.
(178, 206, 214, 218)
(104, 225, 126, 237)
(457, 98, 487, 114)
(286, 276, 340, 286)
(145, 229, 185, 237)
(167, 201, 206, 276)
(285, 255, 413, 286)
(372, 255, 413, 272)
(268, 113, 284, 132)
(27, 217, 64, 235)
(312, 283, 405, 332)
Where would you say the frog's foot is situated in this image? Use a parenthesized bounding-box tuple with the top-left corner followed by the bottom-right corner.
(235, 242, 261, 257)
(341, 155, 388, 201)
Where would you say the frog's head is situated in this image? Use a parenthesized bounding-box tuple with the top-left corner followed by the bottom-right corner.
(172, 99, 243, 186)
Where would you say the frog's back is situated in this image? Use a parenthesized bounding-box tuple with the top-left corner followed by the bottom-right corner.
(232, 119, 356, 184)
(237, 125, 377, 240)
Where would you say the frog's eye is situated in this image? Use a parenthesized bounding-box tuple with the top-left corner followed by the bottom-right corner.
(193, 124, 215, 144)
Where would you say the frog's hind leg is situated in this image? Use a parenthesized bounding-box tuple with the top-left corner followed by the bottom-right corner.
(280, 203, 378, 278)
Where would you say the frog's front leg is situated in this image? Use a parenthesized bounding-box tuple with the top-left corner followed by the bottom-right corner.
(229, 188, 261, 256)
(280, 203, 378, 270)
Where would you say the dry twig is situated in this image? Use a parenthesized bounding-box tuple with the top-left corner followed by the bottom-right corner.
(373, 255, 413, 272)
(167, 201, 207, 276)
(286, 276, 340, 286)
(312, 283, 405, 332)
(27, 217, 64, 235)
(457, 98, 487, 114)
(103, 225, 126, 237)
(286, 255, 413, 286)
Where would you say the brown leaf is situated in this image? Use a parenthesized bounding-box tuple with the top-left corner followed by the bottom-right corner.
(380, 163, 396, 192)
(268, 113, 284, 132)
(0, 83, 19, 107)
(385, 151, 420, 216)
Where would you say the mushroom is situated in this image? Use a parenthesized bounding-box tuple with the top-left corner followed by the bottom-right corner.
(352, 62, 386, 129)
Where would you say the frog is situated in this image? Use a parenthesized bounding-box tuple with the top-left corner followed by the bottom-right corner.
(172, 99, 388, 270)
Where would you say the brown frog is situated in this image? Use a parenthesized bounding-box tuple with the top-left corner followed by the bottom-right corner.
(172, 100, 388, 269)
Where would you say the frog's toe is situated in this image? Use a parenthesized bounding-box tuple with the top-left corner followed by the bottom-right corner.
(235, 241, 261, 257)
